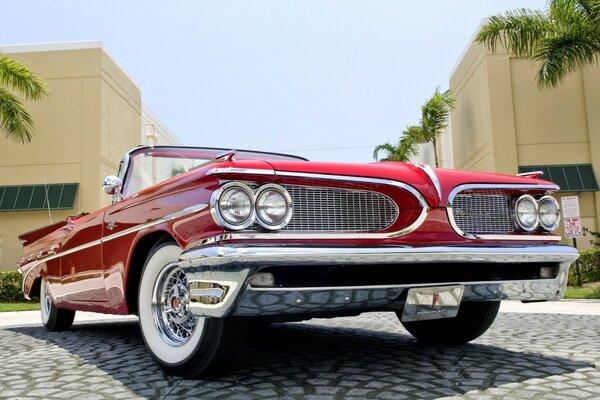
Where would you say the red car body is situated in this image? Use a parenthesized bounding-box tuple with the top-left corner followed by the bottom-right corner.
(18, 146, 578, 377)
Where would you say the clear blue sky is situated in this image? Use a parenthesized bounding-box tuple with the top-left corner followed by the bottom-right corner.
(2, 1, 544, 162)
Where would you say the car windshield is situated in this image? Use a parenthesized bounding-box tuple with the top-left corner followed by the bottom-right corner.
(120, 146, 306, 197)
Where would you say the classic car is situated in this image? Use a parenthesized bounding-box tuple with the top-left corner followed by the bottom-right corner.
(18, 145, 578, 377)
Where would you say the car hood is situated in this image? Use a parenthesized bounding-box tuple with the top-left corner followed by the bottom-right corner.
(256, 160, 558, 207)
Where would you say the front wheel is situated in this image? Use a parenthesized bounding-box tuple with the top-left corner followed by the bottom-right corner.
(398, 301, 500, 344)
(138, 242, 246, 378)
(40, 278, 75, 331)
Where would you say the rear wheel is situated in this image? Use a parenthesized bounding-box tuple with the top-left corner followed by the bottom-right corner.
(40, 278, 75, 331)
(398, 301, 500, 344)
(138, 242, 246, 378)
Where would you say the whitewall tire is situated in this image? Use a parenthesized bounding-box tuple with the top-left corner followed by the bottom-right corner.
(138, 242, 246, 378)
(40, 278, 75, 331)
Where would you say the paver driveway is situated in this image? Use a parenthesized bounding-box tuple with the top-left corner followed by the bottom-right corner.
(0, 310, 599, 399)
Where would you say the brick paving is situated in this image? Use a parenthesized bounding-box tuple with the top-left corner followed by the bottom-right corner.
(0, 311, 599, 399)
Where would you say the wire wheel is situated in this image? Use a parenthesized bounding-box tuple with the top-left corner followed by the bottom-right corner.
(152, 267, 198, 346)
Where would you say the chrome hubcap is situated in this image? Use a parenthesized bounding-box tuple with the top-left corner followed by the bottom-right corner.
(42, 282, 51, 316)
(153, 267, 198, 346)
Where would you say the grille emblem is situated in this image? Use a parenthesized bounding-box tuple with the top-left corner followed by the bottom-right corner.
(431, 291, 440, 308)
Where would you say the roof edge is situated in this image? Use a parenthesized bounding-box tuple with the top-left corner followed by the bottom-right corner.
(0, 40, 102, 54)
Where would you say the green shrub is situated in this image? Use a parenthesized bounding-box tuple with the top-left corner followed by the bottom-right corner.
(0, 271, 25, 302)
(568, 248, 600, 286)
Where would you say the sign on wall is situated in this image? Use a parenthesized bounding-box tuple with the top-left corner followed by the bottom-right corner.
(561, 196, 582, 239)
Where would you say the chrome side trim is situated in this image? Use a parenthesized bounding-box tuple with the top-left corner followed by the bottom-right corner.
(447, 183, 560, 241)
(415, 164, 441, 200)
(207, 167, 275, 176)
(103, 204, 208, 243)
(19, 203, 208, 293)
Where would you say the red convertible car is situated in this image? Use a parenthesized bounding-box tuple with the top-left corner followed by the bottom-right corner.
(18, 145, 578, 377)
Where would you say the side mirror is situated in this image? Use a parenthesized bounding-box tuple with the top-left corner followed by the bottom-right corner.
(103, 175, 123, 202)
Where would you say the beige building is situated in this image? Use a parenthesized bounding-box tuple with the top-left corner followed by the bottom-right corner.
(449, 29, 600, 249)
(0, 42, 180, 270)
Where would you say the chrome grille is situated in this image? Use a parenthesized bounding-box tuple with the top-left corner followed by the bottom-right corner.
(280, 185, 398, 232)
(452, 194, 514, 234)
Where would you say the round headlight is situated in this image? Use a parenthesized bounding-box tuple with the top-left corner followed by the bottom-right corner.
(538, 195, 560, 231)
(514, 195, 539, 232)
(255, 184, 292, 230)
(210, 182, 255, 230)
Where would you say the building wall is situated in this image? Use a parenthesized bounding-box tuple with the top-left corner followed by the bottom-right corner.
(449, 38, 600, 249)
(141, 108, 182, 147)
(0, 42, 143, 270)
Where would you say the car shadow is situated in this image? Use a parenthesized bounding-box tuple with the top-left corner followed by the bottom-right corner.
(4, 313, 595, 400)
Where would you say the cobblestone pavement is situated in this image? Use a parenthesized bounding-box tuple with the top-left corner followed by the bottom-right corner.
(1, 312, 599, 399)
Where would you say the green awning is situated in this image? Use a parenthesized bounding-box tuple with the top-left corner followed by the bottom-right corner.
(0, 183, 78, 212)
(518, 164, 599, 192)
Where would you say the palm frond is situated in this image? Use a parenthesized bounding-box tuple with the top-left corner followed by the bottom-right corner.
(0, 56, 48, 100)
(0, 87, 34, 143)
(535, 32, 600, 87)
(373, 142, 397, 160)
(476, 9, 552, 57)
(572, 0, 600, 24)
(420, 87, 455, 142)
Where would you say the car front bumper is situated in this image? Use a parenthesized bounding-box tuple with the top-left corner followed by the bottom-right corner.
(175, 245, 579, 318)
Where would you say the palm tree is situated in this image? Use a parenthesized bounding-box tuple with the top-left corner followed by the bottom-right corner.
(476, 0, 600, 88)
(0, 55, 48, 143)
(373, 88, 454, 167)
(373, 125, 421, 162)
(419, 87, 455, 168)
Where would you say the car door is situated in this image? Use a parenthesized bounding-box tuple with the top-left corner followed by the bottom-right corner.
(58, 210, 107, 305)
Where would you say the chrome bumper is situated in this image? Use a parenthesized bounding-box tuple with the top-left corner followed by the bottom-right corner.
(176, 245, 579, 318)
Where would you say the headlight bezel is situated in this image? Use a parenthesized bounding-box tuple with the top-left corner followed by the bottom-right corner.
(514, 194, 539, 232)
(254, 183, 293, 230)
(210, 182, 256, 230)
(538, 195, 561, 232)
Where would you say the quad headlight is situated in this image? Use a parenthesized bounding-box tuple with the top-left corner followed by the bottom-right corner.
(538, 195, 560, 231)
(514, 195, 539, 232)
(210, 182, 292, 231)
(513, 194, 560, 232)
(210, 182, 255, 230)
(255, 184, 293, 230)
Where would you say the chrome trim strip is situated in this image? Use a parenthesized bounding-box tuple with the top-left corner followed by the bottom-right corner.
(474, 234, 562, 241)
(275, 171, 428, 208)
(185, 171, 430, 245)
(207, 167, 275, 176)
(415, 164, 441, 200)
(448, 183, 559, 202)
(19, 203, 208, 292)
(183, 205, 428, 250)
(245, 278, 557, 293)
(447, 183, 560, 241)
(103, 204, 208, 243)
(179, 244, 579, 266)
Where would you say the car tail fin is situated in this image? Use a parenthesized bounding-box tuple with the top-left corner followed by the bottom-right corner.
(18, 220, 67, 246)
